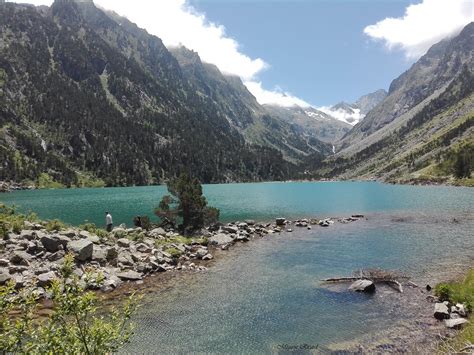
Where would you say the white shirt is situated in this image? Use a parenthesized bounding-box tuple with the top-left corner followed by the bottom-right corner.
(106, 214, 113, 225)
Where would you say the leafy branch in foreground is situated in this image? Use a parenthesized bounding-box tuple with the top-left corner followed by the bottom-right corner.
(0, 254, 141, 354)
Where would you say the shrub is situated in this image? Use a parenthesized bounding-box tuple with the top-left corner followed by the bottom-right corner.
(435, 269, 474, 311)
(164, 247, 183, 258)
(0, 254, 140, 353)
(45, 219, 66, 232)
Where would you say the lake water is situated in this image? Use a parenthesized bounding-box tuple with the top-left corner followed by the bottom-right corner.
(1, 181, 473, 226)
(2, 182, 474, 352)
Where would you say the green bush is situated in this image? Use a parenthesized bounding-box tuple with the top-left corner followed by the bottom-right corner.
(79, 223, 109, 239)
(435, 269, 474, 311)
(45, 219, 66, 232)
(164, 247, 183, 258)
(0, 254, 140, 353)
(0, 204, 39, 237)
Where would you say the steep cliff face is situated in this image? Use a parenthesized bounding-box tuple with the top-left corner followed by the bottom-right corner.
(339, 23, 474, 151)
(0, 0, 301, 186)
(319, 23, 474, 183)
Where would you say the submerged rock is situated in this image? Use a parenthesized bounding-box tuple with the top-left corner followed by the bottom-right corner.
(117, 271, 142, 281)
(349, 280, 375, 293)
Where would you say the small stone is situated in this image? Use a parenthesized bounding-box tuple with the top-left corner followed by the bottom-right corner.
(0, 259, 9, 267)
(117, 271, 143, 281)
(202, 253, 213, 261)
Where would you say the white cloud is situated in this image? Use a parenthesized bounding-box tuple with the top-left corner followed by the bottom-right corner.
(8, 0, 313, 107)
(364, 0, 474, 59)
(318, 106, 364, 126)
(244, 81, 310, 108)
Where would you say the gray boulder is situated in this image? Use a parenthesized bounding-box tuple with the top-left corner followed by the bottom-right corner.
(349, 280, 376, 293)
(106, 247, 118, 261)
(10, 251, 32, 266)
(434, 303, 450, 320)
(117, 238, 131, 248)
(136, 243, 152, 253)
(148, 227, 166, 238)
(37, 271, 56, 287)
(19, 230, 36, 240)
(68, 240, 93, 261)
(223, 225, 238, 234)
(59, 229, 77, 238)
(276, 218, 286, 226)
(444, 318, 469, 329)
(209, 233, 233, 246)
(195, 248, 208, 259)
(117, 271, 142, 281)
(0, 271, 11, 285)
(92, 247, 107, 264)
(40, 235, 62, 253)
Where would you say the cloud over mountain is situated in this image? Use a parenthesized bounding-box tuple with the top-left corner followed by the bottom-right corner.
(364, 0, 474, 59)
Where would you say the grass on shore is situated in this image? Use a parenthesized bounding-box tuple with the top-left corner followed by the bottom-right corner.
(436, 270, 474, 352)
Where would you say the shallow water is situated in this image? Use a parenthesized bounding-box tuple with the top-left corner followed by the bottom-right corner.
(125, 211, 473, 354)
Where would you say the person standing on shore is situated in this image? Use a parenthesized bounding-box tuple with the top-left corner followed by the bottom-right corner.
(105, 211, 113, 232)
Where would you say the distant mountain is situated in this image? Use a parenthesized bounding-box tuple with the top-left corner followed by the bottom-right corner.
(169, 45, 333, 162)
(0, 0, 296, 186)
(0, 0, 337, 187)
(355, 89, 388, 115)
(263, 105, 351, 145)
(321, 22, 474, 183)
(321, 89, 387, 126)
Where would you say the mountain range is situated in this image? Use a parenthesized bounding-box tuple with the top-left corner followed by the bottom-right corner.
(0, 0, 472, 187)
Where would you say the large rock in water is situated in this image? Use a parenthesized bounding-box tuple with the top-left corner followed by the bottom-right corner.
(349, 280, 376, 293)
(445, 318, 469, 329)
(209, 233, 233, 246)
(276, 218, 286, 226)
(68, 240, 93, 261)
(434, 303, 450, 320)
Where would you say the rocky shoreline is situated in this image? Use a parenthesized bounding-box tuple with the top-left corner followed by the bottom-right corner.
(0, 181, 35, 193)
(0, 215, 364, 296)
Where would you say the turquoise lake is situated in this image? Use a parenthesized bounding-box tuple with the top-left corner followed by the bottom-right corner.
(1, 181, 473, 227)
(2, 182, 474, 353)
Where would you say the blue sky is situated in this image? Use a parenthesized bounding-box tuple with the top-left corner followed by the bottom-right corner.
(189, 0, 414, 105)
